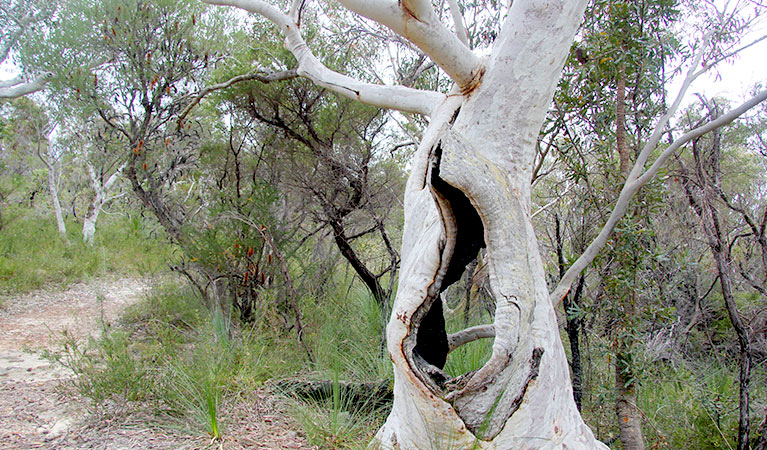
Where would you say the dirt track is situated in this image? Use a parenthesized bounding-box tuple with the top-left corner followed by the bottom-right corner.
(0, 277, 316, 450)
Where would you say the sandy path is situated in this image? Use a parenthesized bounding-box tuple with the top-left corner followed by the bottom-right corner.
(0, 277, 148, 448)
(0, 278, 318, 450)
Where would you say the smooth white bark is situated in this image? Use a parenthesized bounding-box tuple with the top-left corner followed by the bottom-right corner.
(374, 1, 607, 447)
(35, 131, 66, 236)
(0, 73, 51, 99)
(202, 0, 445, 115)
(82, 160, 126, 244)
(48, 166, 66, 236)
(336, 0, 482, 91)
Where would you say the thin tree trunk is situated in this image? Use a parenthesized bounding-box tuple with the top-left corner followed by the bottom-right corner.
(712, 248, 751, 450)
(679, 136, 752, 450)
(125, 162, 183, 243)
(556, 213, 585, 411)
(48, 167, 66, 236)
(615, 347, 645, 450)
(613, 65, 645, 450)
(82, 197, 101, 244)
(463, 258, 478, 328)
(82, 161, 124, 244)
(329, 218, 386, 307)
(564, 276, 585, 411)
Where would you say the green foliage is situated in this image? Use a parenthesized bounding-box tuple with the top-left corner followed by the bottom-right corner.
(50, 281, 298, 438)
(54, 321, 153, 405)
(636, 362, 766, 450)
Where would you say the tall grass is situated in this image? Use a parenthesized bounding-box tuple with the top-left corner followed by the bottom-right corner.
(306, 286, 392, 383)
(0, 212, 174, 295)
(288, 366, 387, 450)
(51, 281, 299, 439)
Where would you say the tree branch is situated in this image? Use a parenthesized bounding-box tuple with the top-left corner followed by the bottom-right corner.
(447, 324, 495, 353)
(447, 0, 469, 47)
(550, 87, 767, 306)
(176, 69, 298, 127)
(0, 73, 51, 99)
(336, 0, 482, 92)
(202, 0, 445, 115)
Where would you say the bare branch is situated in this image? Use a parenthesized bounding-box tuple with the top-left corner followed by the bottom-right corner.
(694, 34, 767, 78)
(176, 69, 298, 127)
(202, 0, 445, 115)
(0, 74, 24, 88)
(447, 324, 495, 353)
(0, 73, 51, 99)
(446, 0, 469, 47)
(288, 0, 306, 23)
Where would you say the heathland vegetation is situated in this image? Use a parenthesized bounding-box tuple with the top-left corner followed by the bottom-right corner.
(1, 0, 766, 448)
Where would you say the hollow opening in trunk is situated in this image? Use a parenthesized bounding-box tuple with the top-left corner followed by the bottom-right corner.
(411, 143, 487, 386)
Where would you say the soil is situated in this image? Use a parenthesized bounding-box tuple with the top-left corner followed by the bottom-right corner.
(0, 277, 317, 450)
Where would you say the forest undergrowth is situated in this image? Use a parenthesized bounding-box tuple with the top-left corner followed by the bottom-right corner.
(0, 213, 764, 449)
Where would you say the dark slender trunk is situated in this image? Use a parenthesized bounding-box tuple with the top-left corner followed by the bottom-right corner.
(712, 247, 751, 450)
(680, 122, 752, 450)
(126, 162, 183, 243)
(564, 276, 585, 411)
(328, 218, 386, 307)
(555, 214, 585, 411)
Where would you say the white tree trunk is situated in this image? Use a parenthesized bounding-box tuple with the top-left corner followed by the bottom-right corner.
(82, 196, 102, 244)
(372, 2, 607, 448)
(82, 160, 125, 244)
(48, 166, 66, 236)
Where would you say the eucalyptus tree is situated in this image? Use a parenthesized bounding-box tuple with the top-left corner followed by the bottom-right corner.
(19, 0, 229, 243)
(203, 0, 767, 447)
(4, 98, 66, 235)
(60, 118, 128, 244)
